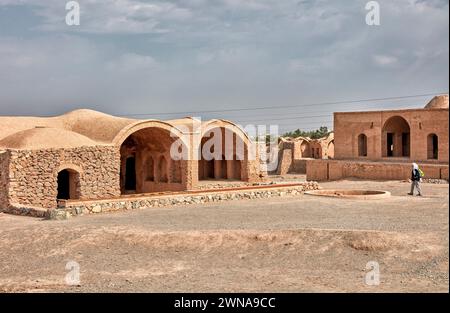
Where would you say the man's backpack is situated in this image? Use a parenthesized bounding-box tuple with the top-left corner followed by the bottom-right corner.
(418, 168, 425, 178)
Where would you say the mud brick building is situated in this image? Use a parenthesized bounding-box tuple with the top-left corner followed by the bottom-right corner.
(307, 95, 449, 181)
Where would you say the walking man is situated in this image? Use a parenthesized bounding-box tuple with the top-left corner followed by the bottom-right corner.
(408, 162, 423, 196)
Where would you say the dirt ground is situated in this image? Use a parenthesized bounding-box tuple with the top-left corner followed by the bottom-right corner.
(0, 179, 448, 293)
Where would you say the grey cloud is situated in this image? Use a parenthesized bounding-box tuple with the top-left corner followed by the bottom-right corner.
(0, 0, 447, 133)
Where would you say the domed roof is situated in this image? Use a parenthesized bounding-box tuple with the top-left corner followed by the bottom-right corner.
(0, 127, 99, 150)
(59, 109, 137, 143)
(424, 95, 449, 109)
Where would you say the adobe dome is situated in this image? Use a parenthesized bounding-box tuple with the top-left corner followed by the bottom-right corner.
(0, 127, 99, 150)
(424, 95, 449, 109)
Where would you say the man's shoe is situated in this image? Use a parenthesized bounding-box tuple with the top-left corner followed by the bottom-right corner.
(416, 194, 423, 197)
(407, 193, 413, 195)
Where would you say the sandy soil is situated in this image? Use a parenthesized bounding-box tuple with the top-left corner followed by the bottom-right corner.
(0, 179, 448, 292)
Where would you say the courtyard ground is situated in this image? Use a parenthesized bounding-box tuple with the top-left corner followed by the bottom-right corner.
(0, 179, 448, 292)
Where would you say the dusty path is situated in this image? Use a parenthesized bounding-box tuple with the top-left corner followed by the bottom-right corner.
(0, 180, 448, 292)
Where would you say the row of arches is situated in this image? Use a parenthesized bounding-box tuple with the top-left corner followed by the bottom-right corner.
(357, 115, 439, 160)
(120, 125, 248, 195)
(198, 127, 244, 180)
(358, 133, 438, 159)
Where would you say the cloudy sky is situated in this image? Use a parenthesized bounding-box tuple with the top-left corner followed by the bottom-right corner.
(0, 0, 448, 132)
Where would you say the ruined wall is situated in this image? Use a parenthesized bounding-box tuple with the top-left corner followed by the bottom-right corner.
(7, 146, 121, 209)
(334, 108, 449, 163)
(0, 150, 10, 209)
(277, 148, 293, 175)
(306, 159, 449, 182)
(276, 135, 333, 175)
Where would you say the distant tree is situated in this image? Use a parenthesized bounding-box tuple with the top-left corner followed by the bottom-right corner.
(282, 126, 331, 139)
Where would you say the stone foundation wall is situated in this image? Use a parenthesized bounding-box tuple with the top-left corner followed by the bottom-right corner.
(0, 150, 10, 209)
(50, 182, 320, 219)
(307, 159, 449, 182)
(7, 146, 121, 209)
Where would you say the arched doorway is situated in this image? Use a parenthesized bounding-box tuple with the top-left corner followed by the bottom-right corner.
(124, 156, 136, 191)
(427, 134, 438, 160)
(300, 140, 310, 158)
(358, 134, 367, 157)
(382, 116, 410, 158)
(327, 140, 335, 159)
(57, 169, 80, 200)
(119, 126, 188, 194)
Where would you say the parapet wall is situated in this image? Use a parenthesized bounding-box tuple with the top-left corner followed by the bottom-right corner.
(306, 159, 449, 182)
(7, 146, 121, 209)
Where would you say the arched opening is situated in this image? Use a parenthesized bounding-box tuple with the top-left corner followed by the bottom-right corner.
(220, 155, 228, 179)
(124, 157, 136, 191)
(231, 156, 242, 180)
(198, 126, 247, 181)
(382, 116, 410, 158)
(427, 134, 438, 160)
(57, 169, 80, 200)
(171, 159, 182, 183)
(316, 147, 322, 159)
(158, 155, 168, 183)
(145, 156, 154, 181)
(300, 141, 310, 158)
(120, 126, 187, 194)
(358, 134, 367, 157)
(327, 140, 335, 159)
(310, 145, 322, 159)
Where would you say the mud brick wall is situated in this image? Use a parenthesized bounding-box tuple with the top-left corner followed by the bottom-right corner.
(7, 146, 121, 209)
(307, 159, 449, 182)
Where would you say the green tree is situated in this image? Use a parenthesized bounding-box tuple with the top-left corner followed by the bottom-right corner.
(282, 126, 330, 139)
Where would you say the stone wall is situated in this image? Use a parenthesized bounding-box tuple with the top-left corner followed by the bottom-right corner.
(0, 150, 10, 209)
(306, 159, 449, 182)
(50, 182, 320, 219)
(7, 146, 121, 209)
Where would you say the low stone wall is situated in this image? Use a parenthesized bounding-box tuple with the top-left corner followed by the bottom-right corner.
(307, 159, 449, 182)
(2, 203, 47, 218)
(49, 182, 320, 220)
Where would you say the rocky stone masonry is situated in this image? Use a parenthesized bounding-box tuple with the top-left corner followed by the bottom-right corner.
(48, 182, 320, 220)
(0, 151, 9, 208)
(5, 146, 121, 209)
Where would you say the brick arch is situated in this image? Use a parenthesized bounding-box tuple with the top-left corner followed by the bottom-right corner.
(56, 164, 82, 200)
(118, 123, 189, 194)
(112, 120, 189, 149)
(57, 163, 83, 174)
(382, 115, 410, 158)
(197, 120, 254, 182)
(357, 133, 367, 157)
(200, 120, 252, 147)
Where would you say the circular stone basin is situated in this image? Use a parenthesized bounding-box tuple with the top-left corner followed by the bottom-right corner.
(305, 189, 390, 200)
